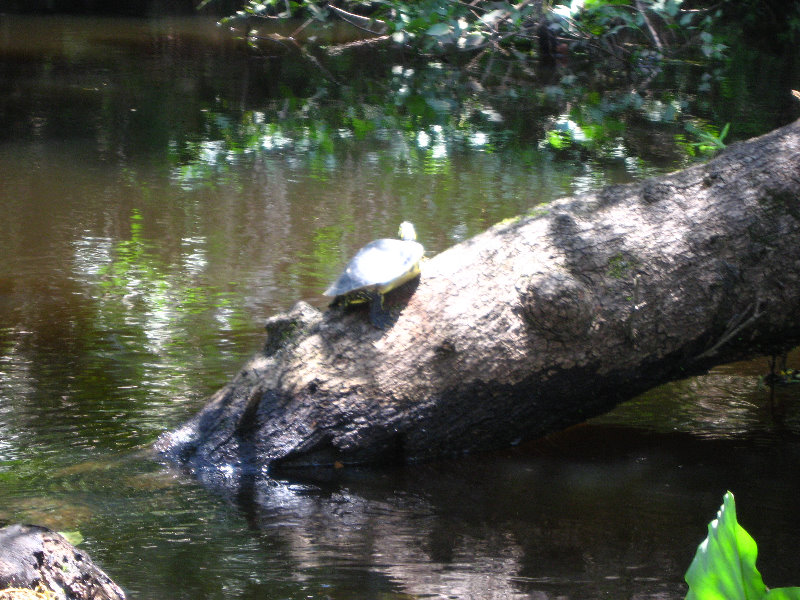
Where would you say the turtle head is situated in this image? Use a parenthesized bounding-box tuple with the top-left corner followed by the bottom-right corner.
(398, 221, 417, 241)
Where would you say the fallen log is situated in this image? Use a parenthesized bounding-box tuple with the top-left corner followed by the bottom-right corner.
(156, 117, 800, 473)
(0, 524, 125, 600)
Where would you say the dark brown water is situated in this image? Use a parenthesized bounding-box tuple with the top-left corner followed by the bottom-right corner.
(1, 14, 799, 600)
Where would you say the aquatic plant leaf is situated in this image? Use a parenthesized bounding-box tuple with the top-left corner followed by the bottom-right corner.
(764, 589, 800, 600)
(58, 530, 84, 546)
(685, 491, 766, 600)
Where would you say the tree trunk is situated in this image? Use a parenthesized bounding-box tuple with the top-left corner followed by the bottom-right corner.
(156, 118, 800, 472)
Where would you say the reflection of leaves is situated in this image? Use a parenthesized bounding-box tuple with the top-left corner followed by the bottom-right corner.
(86, 208, 249, 359)
(547, 129, 572, 149)
(151, 41, 731, 188)
(350, 117, 375, 139)
(0, 460, 28, 482)
(290, 225, 351, 292)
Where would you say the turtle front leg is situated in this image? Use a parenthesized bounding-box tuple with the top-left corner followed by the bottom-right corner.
(367, 291, 394, 329)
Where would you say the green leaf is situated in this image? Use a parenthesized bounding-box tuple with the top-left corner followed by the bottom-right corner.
(480, 9, 507, 26)
(664, 0, 681, 18)
(718, 122, 730, 142)
(351, 117, 375, 139)
(58, 530, 84, 546)
(425, 97, 454, 113)
(426, 22, 451, 36)
(547, 130, 570, 149)
(463, 32, 485, 47)
(685, 491, 766, 600)
(765, 590, 800, 600)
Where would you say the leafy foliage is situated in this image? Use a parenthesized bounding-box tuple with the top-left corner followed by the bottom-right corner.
(214, 0, 726, 64)
(552, 0, 725, 60)
(192, 1, 745, 169)
(685, 492, 800, 600)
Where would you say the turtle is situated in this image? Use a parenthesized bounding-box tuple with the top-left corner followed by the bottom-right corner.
(324, 221, 425, 328)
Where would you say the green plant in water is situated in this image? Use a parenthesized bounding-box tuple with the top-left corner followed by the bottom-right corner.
(495, 215, 522, 227)
(58, 530, 84, 547)
(527, 206, 551, 219)
(685, 491, 800, 600)
(680, 121, 730, 155)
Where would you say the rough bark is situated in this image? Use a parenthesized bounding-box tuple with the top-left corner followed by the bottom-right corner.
(156, 117, 800, 473)
(0, 524, 125, 600)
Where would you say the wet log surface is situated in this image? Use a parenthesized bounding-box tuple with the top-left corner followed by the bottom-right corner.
(0, 524, 125, 600)
(156, 117, 800, 475)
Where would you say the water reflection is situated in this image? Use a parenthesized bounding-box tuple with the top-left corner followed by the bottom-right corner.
(593, 354, 800, 443)
(1, 14, 799, 600)
(143, 404, 799, 600)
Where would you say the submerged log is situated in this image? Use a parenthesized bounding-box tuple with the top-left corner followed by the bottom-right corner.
(157, 118, 800, 473)
(0, 524, 125, 600)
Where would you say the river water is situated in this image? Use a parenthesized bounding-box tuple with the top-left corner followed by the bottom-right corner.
(1, 14, 799, 600)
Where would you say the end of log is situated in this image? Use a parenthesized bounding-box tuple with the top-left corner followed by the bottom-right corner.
(0, 524, 125, 600)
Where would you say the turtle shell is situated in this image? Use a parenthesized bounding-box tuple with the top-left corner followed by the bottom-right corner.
(324, 238, 424, 297)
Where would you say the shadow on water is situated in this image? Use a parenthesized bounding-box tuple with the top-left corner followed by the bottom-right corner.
(184, 392, 800, 600)
(140, 351, 799, 599)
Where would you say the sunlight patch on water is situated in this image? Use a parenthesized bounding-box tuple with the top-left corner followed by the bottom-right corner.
(71, 234, 114, 279)
(470, 131, 489, 147)
(261, 131, 293, 150)
(180, 237, 208, 276)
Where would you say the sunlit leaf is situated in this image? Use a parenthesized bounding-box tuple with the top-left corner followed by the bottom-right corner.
(480, 9, 506, 26)
(718, 122, 730, 142)
(425, 97, 453, 113)
(426, 23, 451, 37)
(664, 0, 681, 18)
(684, 491, 766, 600)
(463, 33, 485, 47)
(547, 130, 570, 149)
(58, 530, 84, 546)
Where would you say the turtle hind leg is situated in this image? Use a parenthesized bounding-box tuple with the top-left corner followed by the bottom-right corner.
(368, 291, 394, 329)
